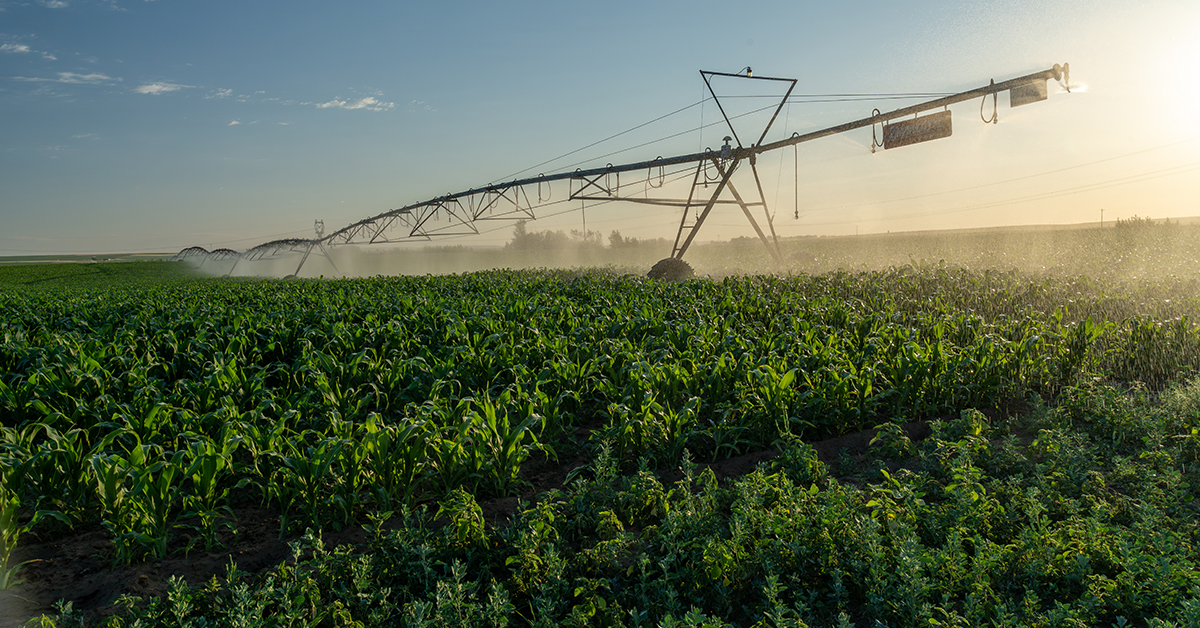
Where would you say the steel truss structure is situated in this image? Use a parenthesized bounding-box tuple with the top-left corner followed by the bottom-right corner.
(174, 64, 1070, 276)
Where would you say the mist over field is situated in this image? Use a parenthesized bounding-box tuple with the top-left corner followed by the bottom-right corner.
(193, 216, 1200, 289)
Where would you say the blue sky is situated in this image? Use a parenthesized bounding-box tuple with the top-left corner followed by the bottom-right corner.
(2, 0, 1198, 255)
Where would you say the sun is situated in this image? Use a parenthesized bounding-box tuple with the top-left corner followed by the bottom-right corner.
(1160, 19, 1200, 136)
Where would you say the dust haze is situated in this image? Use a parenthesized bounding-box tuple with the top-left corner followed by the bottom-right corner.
(185, 216, 1200, 289)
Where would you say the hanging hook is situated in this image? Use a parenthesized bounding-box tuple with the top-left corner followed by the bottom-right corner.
(702, 148, 719, 186)
(792, 139, 800, 220)
(648, 157, 664, 189)
(981, 79, 998, 124)
(605, 163, 618, 197)
(870, 108, 883, 153)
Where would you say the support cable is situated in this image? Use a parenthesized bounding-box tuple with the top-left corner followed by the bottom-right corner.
(491, 92, 966, 193)
(517, 94, 971, 184)
(772, 103, 791, 219)
(491, 99, 708, 184)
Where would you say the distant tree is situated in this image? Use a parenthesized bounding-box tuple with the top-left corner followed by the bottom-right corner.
(511, 220, 530, 244)
(507, 220, 597, 250)
(1115, 215, 1159, 231)
(608, 230, 641, 248)
(570, 229, 603, 248)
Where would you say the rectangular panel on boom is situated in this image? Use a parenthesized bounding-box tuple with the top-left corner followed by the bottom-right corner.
(1010, 80, 1049, 108)
(883, 110, 953, 150)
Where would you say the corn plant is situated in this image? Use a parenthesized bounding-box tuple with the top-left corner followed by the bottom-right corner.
(267, 434, 349, 534)
(746, 366, 799, 439)
(124, 449, 185, 559)
(430, 422, 488, 495)
(326, 416, 369, 526)
(28, 426, 94, 521)
(424, 398, 488, 494)
(0, 488, 24, 589)
(180, 429, 244, 553)
(474, 392, 548, 496)
(361, 414, 432, 510)
(90, 448, 142, 564)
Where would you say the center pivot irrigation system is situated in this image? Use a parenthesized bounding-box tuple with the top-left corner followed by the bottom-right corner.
(173, 63, 1071, 278)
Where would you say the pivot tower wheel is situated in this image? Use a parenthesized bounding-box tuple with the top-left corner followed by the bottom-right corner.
(647, 257, 694, 281)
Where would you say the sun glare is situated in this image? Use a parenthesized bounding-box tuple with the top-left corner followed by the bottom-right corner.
(1162, 22, 1200, 137)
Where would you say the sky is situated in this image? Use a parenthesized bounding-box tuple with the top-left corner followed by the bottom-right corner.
(1, 0, 1198, 255)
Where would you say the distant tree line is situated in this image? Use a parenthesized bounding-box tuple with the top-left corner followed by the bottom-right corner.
(1114, 215, 1172, 231)
(506, 220, 666, 250)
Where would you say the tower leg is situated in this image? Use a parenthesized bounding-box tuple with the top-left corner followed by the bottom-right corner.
(673, 157, 739, 259)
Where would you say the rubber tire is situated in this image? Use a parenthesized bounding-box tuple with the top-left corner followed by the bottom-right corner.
(647, 258, 695, 281)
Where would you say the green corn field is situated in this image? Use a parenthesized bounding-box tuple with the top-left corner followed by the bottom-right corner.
(5, 225, 1200, 627)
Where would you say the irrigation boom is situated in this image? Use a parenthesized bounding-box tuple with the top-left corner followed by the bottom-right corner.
(174, 63, 1071, 277)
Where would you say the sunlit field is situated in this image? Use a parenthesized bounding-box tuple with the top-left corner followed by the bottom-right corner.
(5, 219, 1200, 626)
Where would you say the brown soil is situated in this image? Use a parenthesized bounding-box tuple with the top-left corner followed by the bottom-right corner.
(0, 421, 936, 627)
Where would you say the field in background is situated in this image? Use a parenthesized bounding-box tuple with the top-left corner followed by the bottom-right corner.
(5, 218, 1200, 626)
(0, 254, 171, 266)
(162, 217, 1200, 283)
(7, 217, 1196, 280)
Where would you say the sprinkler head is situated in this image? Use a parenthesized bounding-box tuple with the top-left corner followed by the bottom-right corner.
(1052, 63, 1071, 91)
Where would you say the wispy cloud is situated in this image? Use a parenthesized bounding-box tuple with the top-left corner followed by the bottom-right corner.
(39, 0, 69, 7)
(205, 88, 233, 99)
(315, 96, 394, 112)
(228, 120, 240, 126)
(1, 42, 56, 60)
(409, 99, 436, 112)
(133, 82, 192, 95)
(12, 71, 118, 84)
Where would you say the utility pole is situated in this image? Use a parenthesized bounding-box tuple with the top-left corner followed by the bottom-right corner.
(1100, 208, 1104, 227)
